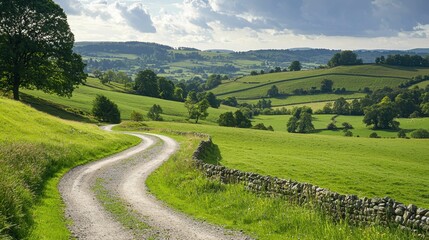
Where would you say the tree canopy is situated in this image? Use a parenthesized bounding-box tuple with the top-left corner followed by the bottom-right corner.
(0, 0, 86, 100)
(288, 61, 302, 71)
(92, 95, 121, 123)
(327, 51, 363, 68)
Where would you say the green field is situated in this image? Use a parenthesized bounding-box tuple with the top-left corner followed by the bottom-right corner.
(0, 98, 139, 239)
(116, 123, 421, 239)
(22, 83, 237, 123)
(123, 121, 429, 209)
(212, 65, 429, 103)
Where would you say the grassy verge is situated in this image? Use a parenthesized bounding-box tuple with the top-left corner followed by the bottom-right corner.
(93, 178, 149, 237)
(119, 126, 418, 239)
(0, 98, 140, 239)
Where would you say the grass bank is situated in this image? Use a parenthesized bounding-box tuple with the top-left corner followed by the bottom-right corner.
(0, 98, 139, 239)
(117, 123, 418, 239)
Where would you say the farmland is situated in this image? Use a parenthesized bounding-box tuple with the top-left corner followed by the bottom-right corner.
(210, 65, 429, 106)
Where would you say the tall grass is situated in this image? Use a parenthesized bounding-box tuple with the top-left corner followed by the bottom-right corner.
(143, 131, 418, 239)
(0, 98, 139, 239)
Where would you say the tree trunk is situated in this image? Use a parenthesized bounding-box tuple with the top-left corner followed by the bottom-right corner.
(12, 72, 20, 100)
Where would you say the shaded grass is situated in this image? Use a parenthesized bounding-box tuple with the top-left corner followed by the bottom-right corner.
(0, 98, 139, 239)
(141, 129, 419, 239)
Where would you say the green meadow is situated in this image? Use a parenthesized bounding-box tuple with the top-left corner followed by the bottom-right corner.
(120, 121, 429, 209)
(22, 80, 236, 123)
(116, 123, 420, 239)
(212, 65, 429, 101)
(0, 98, 139, 239)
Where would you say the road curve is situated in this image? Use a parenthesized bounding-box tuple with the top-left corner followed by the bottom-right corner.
(60, 125, 249, 240)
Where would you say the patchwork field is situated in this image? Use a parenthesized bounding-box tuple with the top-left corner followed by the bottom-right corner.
(212, 65, 429, 104)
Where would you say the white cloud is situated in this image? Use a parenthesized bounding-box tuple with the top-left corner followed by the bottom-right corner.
(53, 0, 429, 51)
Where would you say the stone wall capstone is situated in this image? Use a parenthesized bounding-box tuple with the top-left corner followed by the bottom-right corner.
(192, 137, 429, 238)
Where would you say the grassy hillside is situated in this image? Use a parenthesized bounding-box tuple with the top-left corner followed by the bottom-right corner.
(0, 98, 139, 239)
(120, 121, 429, 209)
(22, 83, 237, 123)
(212, 65, 429, 104)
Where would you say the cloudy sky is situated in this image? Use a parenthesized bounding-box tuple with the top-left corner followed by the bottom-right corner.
(54, 0, 429, 51)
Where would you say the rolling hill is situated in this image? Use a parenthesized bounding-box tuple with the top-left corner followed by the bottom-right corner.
(211, 64, 429, 106)
(22, 77, 237, 124)
(0, 97, 138, 239)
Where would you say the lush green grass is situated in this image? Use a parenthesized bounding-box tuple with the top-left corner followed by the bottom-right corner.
(117, 125, 418, 239)
(272, 101, 334, 111)
(84, 77, 129, 93)
(410, 80, 429, 89)
(22, 85, 237, 123)
(0, 97, 139, 239)
(121, 121, 429, 209)
(93, 178, 149, 237)
(212, 65, 429, 99)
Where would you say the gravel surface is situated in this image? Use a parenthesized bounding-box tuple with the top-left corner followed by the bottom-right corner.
(59, 126, 250, 240)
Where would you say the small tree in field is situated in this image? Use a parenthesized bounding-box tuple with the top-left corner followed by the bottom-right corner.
(130, 111, 144, 122)
(92, 95, 121, 123)
(147, 104, 163, 121)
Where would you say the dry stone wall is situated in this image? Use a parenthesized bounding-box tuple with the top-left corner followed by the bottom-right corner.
(192, 138, 429, 238)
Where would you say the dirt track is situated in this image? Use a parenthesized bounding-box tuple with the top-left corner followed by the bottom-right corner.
(59, 126, 249, 239)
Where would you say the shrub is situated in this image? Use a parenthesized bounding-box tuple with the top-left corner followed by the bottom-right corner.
(130, 111, 144, 122)
(147, 104, 163, 121)
(397, 130, 407, 138)
(410, 129, 429, 139)
(342, 122, 353, 130)
(92, 95, 121, 123)
(218, 112, 236, 127)
(327, 122, 337, 130)
(369, 132, 379, 138)
(344, 130, 353, 137)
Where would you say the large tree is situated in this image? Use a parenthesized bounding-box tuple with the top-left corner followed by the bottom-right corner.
(0, 0, 86, 100)
(134, 69, 159, 97)
(328, 50, 363, 68)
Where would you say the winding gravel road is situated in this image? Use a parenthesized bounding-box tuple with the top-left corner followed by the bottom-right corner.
(59, 125, 249, 240)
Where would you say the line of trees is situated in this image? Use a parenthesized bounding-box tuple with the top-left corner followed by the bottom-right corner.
(375, 54, 429, 67)
(218, 110, 252, 128)
(132, 69, 221, 107)
(319, 86, 429, 129)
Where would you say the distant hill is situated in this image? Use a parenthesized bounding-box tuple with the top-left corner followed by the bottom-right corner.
(73, 41, 429, 81)
(211, 64, 429, 106)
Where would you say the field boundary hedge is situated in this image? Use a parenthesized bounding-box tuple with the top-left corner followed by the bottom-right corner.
(192, 137, 429, 238)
